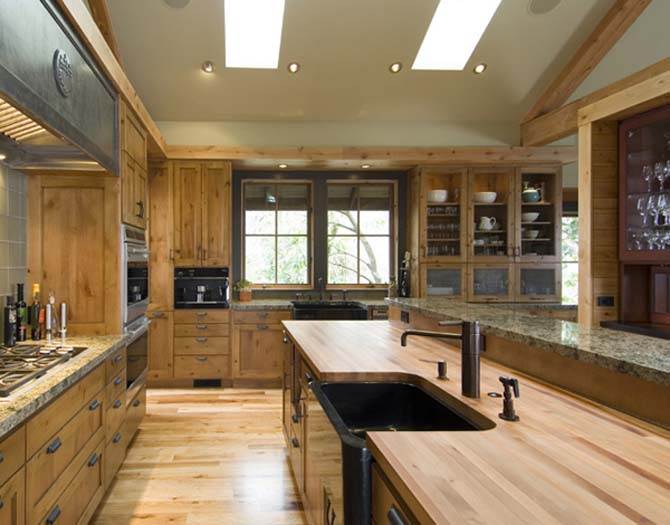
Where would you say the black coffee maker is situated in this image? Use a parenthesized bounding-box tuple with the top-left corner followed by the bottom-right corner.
(174, 268, 229, 309)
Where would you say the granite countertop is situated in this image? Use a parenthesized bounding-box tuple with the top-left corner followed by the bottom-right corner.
(231, 298, 389, 309)
(387, 297, 670, 385)
(0, 333, 131, 439)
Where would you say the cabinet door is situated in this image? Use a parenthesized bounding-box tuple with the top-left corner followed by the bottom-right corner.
(468, 264, 514, 302)
(420, 264, 466, 299)
(0, 468, 24, 525)
(516, 264, 561, 302)
(148, 311, 173, 380)
(122, 154, 140, 228)
(173, 162, 203, 266)
(149, 163, 174, 311)
(232, 324, 284, 381)
(135, 166, 148, 230)
(202, 162, 231, 267)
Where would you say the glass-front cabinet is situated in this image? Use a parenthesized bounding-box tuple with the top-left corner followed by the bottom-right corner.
(619, 105, 670, 261)
(467, 168, 516, 262)
(420, 168, 467, 262)
(516, 264, 561, 302)
(468, 264, 513, 303)
(420, 264, 466, 298)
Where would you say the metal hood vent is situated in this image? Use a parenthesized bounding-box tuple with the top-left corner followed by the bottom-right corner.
(0, 0, 118, 173)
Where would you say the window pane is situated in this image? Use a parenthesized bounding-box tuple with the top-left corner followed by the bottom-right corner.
(278, 211, 307, 235)
(360, 210, 389, 235)
(245, 210, 275, 234)
(245, 236, 276, 284)
(328, 236, 358, 284)
(561, 217, 578, 262)
(328, 210, 357, 235)
(360, 236, 390, 284)
(328, 185, 358, 235)
(359, 185, 390, 211)
(278, 237, 308, 284)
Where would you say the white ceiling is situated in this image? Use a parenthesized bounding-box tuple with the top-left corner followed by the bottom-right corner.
(107, 0, 617, 124)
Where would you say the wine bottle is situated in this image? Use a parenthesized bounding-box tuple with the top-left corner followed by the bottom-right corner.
(30, 283, 41, 341)
(16, 283, 27, 342)
(3, 296, 17, 347)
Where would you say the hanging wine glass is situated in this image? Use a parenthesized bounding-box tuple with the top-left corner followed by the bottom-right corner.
(642, 165, 653, 192)
(655, 162, 666, 191)
(637, 195, 649, 226)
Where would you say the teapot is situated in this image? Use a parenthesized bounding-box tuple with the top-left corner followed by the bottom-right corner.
(478, 216, 497, 231)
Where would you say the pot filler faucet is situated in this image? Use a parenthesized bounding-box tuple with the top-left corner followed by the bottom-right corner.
(400, 320, 483, 398)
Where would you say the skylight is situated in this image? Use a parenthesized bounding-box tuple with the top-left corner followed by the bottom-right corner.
(412, 0, 501, 71)
(224, 0, 285, 69)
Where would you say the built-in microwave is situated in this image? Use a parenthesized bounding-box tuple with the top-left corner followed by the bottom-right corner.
(122, 225, 149, 327)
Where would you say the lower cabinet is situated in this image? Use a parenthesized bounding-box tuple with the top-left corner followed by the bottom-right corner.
(148, 311, 174, 380)
(0, 468, 24, 525)
(126, 386, 147, 442)
(371, 463, 415, 525)
(173, 309, 230, 381)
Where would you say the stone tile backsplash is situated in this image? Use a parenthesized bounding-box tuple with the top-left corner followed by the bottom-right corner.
(0, 164, 27, 301)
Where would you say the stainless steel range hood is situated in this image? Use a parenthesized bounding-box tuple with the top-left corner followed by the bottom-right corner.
(0, 0, 118, 173)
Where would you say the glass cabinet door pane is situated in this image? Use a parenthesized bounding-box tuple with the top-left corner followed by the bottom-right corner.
(426, 268, 461, 296)
(520, 268, 556, 296)
(473, 268, 509, 296)
(426, 205, 460, 257)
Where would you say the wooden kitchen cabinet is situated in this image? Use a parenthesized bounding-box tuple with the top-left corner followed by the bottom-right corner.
(468, 264, 515, 303)
(0, 468, 25, 525)
(516, 263, 562, 303)
(148, 310, 173, 380)
(232, 324, 284, 383)
(173, 161, 231, 267)
(371, 463, 415, 525)
(121, 102, 148, 230)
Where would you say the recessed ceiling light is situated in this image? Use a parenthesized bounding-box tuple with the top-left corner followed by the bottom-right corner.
(0, 153, 6, 161)
(278, 163, 288, 169)
(201, 61, 215, 73)
(389, 62, 402, 74)
(528, 0, 561, 15)
(413, 0, 501, 71)
(225, 0, 286, 69)
(163, 0, 190, 8)
(287, 62, 300, 73)
(361, 164, 371, 169)
(473, 63, 487, 74)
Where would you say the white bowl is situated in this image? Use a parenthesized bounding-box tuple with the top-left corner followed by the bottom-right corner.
(427, 189, 448, 203)
(523, 229, 540, 239)
(521, 212, 540, 223)
(474, 192, 497, 204)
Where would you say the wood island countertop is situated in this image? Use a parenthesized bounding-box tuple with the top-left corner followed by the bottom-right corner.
(281, 320, 670, 525)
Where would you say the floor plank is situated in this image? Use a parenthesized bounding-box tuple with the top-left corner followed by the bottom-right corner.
(92, 388, 306, 525)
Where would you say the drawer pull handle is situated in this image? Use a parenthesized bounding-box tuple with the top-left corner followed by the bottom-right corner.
(88, 452, 100, 467)
(196, 356, 208, 362)
(133, 399, 141, 407)
(0, 452, 4, 464)
(46, 505, 61, 524)
(304, 372, 313, 384)
(89, 399, 101, 411)
(291, 437, 300, 448)
(0, 499, 3, 510)
(113, 354, 123, 364)
(196, 324, 208, 330)
(257, 324, 268, 330)
(196, 337, 208, 343)
(113, 399, 123, 409)
(195, 312, 208, 317)
(388, 506, 407, 525)
(113, 432, 123, 444)
(114, 376, 123, 386)
(291, 414, 300, 423)
(46, 437, 62, 454)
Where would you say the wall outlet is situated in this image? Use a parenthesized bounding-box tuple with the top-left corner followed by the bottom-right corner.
(597, 296, 615, 307)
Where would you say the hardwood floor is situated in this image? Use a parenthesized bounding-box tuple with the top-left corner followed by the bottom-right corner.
(92, 388, 306, 525)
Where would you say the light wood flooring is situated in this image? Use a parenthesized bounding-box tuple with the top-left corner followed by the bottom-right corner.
(92, 388, 306, 525)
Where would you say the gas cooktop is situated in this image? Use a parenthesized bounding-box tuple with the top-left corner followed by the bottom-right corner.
(0, 344, 87, 397)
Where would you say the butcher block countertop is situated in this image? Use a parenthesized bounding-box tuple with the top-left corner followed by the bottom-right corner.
(281, 320, 670, 525)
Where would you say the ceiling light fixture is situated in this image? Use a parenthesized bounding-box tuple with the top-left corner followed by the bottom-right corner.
(413, 0, 501, 71)
(473, 63, 487, 74)
(389, 62, 402, 74)
(287, 62, 300, 73)
(278, 163, 288, 169)
(201, 61, 215, 73)
(361, 164, 371, 169)
(0, 153, 6, 161)
(224, 0, 286, 69)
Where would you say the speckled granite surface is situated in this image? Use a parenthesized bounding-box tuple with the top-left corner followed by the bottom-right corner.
(387, 297, 670, 386)
(231, 298, 388, 309)
(0, 334, 129, 439)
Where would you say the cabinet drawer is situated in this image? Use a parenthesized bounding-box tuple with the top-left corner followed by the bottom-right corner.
(174, 323, 230, 337)
(174, 355, 228, 379)
(27, 365, 105, 458)
(106, 369, 126, 406)
(372, 464, 413, 525)
(125, 387, 146, 442)
(105, 391, 127, 442)
(174, 336, 230, 356)
(233, 310, 290, 324)
(38, 439, 104, 525)
(104, 429, 127, 490)
(0, 467, 24, 525)
(174, 309, 229, 324)
(26, 392, 103, 510)
(105, 347, 127, 383)
(0, 426, 25, 488)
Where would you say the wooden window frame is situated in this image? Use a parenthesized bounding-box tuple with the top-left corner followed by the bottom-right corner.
(241, 180, 314, 290)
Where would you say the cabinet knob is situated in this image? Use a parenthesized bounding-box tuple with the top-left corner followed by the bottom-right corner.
(291, 437, 300, 448)
(46, 437, 62, 455)
(113, 432, 123, 444)
(113, 399, 123, 409)
(87, 452, 100, 467)
(133, 398, 141, 407)
(46, 505, 61, 524)
(88, 399, 101, 411)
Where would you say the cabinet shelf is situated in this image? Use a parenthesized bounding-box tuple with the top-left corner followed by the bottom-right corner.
(428, 239, 460, 243)
(521, 221, 552, 225)
(522, 202, 553, 206)
(474, 202, 507, 206)
(521, 238, 552, 242)
(475, 230, 506, 234)
(427, 202, 460, 206)
(427, 214, 460, 218)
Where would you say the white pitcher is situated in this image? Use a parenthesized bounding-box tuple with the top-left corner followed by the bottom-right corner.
(478, 216, 497, 231)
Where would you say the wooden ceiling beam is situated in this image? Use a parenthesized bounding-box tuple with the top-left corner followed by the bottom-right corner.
(523, 0, 651, 123)
(87, 0, 122, 64)
(522, 58, 670, 146)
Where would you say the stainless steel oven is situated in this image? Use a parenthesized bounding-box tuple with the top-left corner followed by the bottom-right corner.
(122, 225, 149, 327)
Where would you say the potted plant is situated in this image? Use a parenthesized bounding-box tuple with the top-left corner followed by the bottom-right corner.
(234, 279, 253, 302)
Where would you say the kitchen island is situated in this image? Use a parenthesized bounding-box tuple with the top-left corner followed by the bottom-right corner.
(282, 320, 670, 525)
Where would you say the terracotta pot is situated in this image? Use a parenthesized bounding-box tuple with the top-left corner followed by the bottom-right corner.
(238, 289, 252, 302)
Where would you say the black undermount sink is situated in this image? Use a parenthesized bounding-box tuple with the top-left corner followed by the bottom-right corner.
(291, 300, 365, 309)
(291, 301, 369, 320)
(317, 381, 495, 437)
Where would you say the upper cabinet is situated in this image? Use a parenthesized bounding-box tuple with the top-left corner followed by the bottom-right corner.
(120, 102, 148, 229)
(173, 161, 231, 267)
